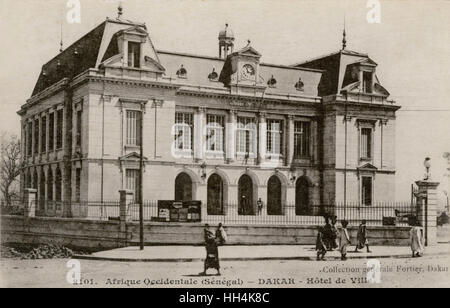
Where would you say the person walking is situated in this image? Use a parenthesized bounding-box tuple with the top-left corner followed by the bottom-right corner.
(216, 223, 228, 246)
(410, 220, 424, 258)
(323, 215, 333, 250)
(339, 220, 351, 261)
(316, 226, 328, 261)
(200, 224, 221, 276)
(355, 220, 371, 253)
(330, 215, 339, 250)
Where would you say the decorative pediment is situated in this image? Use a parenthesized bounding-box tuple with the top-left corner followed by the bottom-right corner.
(358, 57, 378, 67)
(358, 163, 378, 171)
(235, 45, 262, 58)
(118, 26, 148, 37)
(119, 152, 148, 161)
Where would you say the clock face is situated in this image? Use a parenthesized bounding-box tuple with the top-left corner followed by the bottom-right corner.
(241, 64, 256, 80)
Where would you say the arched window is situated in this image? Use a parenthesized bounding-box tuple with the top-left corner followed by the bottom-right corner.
(47, 168, 53, 201)
(175, 172, 193, 201)
(207, 174, 224, 215)
(295, 176, 310, 215)
(238, 174, 254, 215)
(267, 176, 282, 215)
(55, 167, 62, 202)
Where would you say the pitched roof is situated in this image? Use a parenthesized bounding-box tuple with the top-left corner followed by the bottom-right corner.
(293, 49, 385, 96)
(31, 18, 151, 97)
(157, 50, 322, 97)
(32, 21, 107, 96)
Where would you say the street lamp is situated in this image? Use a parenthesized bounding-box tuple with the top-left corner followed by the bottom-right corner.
(423, 157, 431, 181)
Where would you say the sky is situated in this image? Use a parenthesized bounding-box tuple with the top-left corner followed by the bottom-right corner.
(0, 0, 449, 206)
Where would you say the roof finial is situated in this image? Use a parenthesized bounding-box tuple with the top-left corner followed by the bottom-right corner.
(117, 1, 123, 19)
(342, 15, 347, 50)
(247, 39, 251, 46)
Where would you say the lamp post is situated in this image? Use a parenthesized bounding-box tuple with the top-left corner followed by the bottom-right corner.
(423, 157, 431, 181)
(139, 103, 144, 251)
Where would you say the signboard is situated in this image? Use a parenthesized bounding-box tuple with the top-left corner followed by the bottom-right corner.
(157, 200, 201, 222)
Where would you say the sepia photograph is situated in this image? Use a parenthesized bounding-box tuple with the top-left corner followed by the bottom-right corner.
(0, 0, 449, 293)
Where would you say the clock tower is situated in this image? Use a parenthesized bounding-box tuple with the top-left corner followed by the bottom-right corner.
(218, 41, 266, 95)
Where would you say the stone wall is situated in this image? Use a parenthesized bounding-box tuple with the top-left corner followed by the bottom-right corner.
(1, 215, 411, 250)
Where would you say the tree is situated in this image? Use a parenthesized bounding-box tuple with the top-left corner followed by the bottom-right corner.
(0, 133, 21, 206)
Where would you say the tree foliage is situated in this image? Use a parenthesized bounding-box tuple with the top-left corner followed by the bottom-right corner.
(0, 133, 21, 205)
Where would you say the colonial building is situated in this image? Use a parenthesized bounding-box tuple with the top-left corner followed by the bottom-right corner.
(18, 10, 400, 219)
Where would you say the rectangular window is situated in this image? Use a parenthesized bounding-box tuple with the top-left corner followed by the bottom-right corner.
(75, 168, 81, 202)
(34, 119, 39, 154)
(128, 42, 141, 68)
(126, 169, 140, 202)
(267, 119, 283, 155)
(41, 117, 47, 153)
(363, 71, 373, 93)
(76, 110, 82, 148)
(175, 112, 194, 151)
(236, 117, 256, 155)
(294, 121, 310, 158)
(27, 122, 32, 157)
(126, 110, 141, 146)
(360, 128, 372, 159)
(361, 176, 373, 206)
(56, 109, 63, 149)
(206, 114, 225, 152)
(49, 113, 54, 151)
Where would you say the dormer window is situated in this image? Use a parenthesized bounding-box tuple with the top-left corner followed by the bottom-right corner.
(176, 65, 187, 78)
(295, 77, 304, 91)
(208, 68, 218, 81)
(362, 71, 373, 93)
(128, 41, 141, 68)
(267, 75, 277, 88)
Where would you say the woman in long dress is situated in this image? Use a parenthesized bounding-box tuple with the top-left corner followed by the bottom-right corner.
(410, 221, 424, 258)
(339, 220, 351, 261)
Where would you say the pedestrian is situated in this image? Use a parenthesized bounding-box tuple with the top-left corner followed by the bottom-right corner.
(216, 223, 228, 246)
(355, 220, 371, 253)
(257, 198, 263, 215)
(339, 220, 351, 261)
(204, 224, 214, 243)
(200, 224, 221, 276)
(316, 226, 328, 261)
(410, 220, 424, 258)
(330, 215, 339, 250)
(323, 215, 333, 250)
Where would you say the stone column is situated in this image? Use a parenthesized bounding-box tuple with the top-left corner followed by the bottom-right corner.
(24, 188, 37, 218)
(194, 107, 205, 162)
(258, 112, 266, 165)
(226, 109, 236, 163)
(415, 180, 440, 246)
(286, 115, 295, 166)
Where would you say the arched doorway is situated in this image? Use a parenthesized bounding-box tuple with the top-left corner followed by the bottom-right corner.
(238, 174, 254, 215)
(207, 174, 224, 215)
(175, 172, 193, 201)
(267, 176, 282, 215)
(295, 176, 310, 215)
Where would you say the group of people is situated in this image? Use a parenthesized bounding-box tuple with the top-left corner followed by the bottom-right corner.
(316, 216, 371, 261)
(316, 216, 426, 261)
(200, 223, 227, 276)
